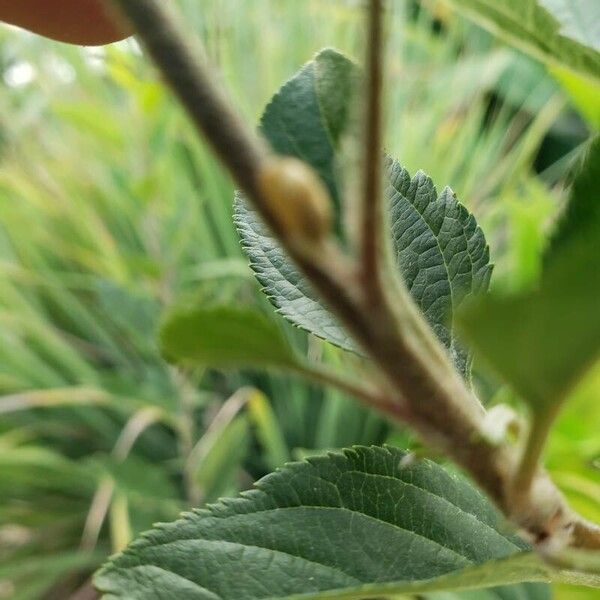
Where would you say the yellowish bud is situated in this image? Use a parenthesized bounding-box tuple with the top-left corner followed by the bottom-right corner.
(257, 157, 332, 243)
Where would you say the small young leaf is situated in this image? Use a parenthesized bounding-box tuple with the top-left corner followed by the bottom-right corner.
(443, 0, 600, 84)
(459, 137, 600, 408)
(235, 49, 357, 351)
(95, 446, 551, 599)
(235, 50, 491, 378)
(387, 159, 492, 376)
(159, 305, 301, 370)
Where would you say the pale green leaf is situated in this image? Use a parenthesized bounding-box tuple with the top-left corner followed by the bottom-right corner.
(459, 137, 600, 407)
(159, 305, 301, 370)
(442, 0, 600, 84)
(94, 446, 553, 599)
(235, 49, 491, 378)
(539, 1, 600, 52)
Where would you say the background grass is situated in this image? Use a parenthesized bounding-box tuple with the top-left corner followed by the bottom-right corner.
(0, 1, 597, 598)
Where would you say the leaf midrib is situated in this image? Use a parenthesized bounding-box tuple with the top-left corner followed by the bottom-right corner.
(195, 464, 520, 556)
(391, 182, 457, 322)
(122, 536, 363, 588)
(318, 466, 512, 543)
(147, 501, 515, 568)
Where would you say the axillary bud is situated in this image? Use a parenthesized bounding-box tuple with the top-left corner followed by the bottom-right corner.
(257, 157, 332, 243)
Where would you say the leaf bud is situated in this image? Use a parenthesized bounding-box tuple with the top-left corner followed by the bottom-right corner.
(257, 157, 332, 244)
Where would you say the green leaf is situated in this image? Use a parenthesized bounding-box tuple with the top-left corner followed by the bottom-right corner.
(387, 159, 492, 377)
(235, 49, 357, 352)
(95, 446, 553, 599)
(442, 0, 600, 84)
(159, 305, 301, 370)
(459, 137, 600, 408)
(236, 195, 353, 351)
(235, 49, 491, 378)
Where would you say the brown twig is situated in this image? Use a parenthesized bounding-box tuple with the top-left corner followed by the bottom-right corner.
(360, 0, 385, 301)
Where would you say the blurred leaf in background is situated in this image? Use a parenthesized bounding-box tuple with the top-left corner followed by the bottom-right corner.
(459, 137, 600, 410)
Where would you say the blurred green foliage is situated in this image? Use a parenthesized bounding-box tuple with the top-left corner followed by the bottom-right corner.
(0, 1, 595, 598)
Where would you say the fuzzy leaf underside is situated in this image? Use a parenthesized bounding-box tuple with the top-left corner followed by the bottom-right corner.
(95, 446, 552, 599)
(235, 49, 491, 378)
